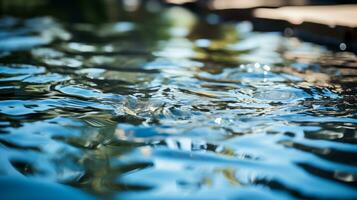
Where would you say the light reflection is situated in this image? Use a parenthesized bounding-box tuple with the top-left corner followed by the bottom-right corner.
(165, 0, 196, 4)
(339, 43, 347, 51)
(123, 0, 140, 11)
(67, 42, 96, 52)
(210, 0, 286, 10)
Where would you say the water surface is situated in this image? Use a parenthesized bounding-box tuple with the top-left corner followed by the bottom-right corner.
(0, 3, 357, 200)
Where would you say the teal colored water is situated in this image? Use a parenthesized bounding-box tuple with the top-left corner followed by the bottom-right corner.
(0, 2, 356, 200)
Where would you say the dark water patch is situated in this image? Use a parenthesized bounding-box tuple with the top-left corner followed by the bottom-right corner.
(0, 176, 96, 200)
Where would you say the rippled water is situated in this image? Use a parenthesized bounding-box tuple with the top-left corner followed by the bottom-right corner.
(0, 4, 357, 200)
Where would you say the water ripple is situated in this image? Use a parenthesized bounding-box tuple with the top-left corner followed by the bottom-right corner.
(0, 6, 356, 200)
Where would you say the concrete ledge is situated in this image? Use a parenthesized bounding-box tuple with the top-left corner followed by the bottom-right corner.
(253, 5, 357, 51)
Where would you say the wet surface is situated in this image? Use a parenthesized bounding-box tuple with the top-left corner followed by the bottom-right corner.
(0, 2, 357, 200)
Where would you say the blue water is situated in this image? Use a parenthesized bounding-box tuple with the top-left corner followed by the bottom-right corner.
(0, 4, 356, 200)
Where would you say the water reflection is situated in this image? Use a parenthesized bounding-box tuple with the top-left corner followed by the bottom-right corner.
(0, 2, 357, 200)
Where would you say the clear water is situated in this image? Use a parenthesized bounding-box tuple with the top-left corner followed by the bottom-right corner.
(0, 3, 357, 200)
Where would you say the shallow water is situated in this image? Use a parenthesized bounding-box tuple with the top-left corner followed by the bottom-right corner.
(0, 3, 357, 200)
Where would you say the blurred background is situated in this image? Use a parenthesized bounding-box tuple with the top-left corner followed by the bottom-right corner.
(1, 0, 356, 51)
